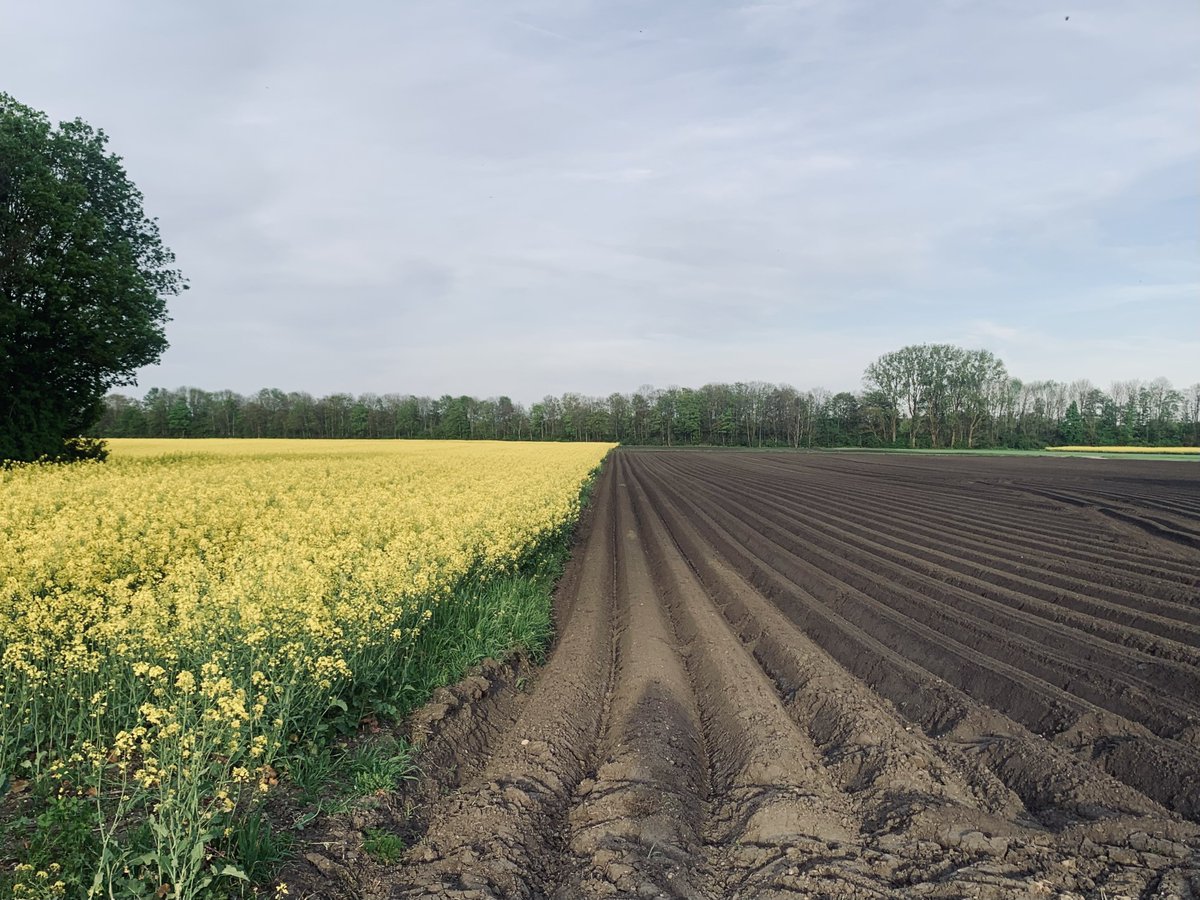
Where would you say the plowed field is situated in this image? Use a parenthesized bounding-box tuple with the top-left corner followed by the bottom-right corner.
(391, 451, 1200, 899)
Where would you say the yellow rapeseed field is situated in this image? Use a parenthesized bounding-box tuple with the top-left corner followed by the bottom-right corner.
(0, 439, 612, 897)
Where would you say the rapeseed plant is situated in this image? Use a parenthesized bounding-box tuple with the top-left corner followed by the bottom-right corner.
(0, 439, 612, 898)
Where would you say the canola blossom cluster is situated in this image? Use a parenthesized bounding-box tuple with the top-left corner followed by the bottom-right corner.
(0, 439, 611, 896)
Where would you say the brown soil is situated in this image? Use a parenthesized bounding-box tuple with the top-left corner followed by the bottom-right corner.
(292, 451, 1200, 899)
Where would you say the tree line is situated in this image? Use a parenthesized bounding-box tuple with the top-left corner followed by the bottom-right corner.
(91, 345, 1200, 449)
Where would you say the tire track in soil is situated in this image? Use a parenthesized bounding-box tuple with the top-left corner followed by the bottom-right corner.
(378, 451, 1200, 899)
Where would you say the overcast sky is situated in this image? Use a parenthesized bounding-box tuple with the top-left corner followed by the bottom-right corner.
(2, 1, 1197, 400)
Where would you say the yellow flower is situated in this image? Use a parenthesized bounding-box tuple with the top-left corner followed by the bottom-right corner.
(0, 437, 611, 857)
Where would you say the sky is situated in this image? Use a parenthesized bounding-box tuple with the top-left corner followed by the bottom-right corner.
(2, 0, 1197, 401)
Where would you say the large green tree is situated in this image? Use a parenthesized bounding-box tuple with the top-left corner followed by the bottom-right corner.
(1, 93, 185, 461)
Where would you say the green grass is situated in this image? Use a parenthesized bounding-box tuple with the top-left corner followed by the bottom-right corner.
(362, 828, 406, 864)
(281, 737, 417, 801)
(815, 446, 1198, 461)
(280, 745, 338, 803)
(345, 739, 418, 796)
(227, 810, 292, 886)
(825, 446, 1046, 456)
(631, 445, 1197, 461)
(2, 793, 97, 898)
(396, 569, 556, 706)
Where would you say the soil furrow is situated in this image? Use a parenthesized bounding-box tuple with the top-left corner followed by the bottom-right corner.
(734, 464, 1200, 614)
(392, 463, 621, 898)
(625, 462, 1100, 896)
(550, 455, 712, 898)
(650, 460, 1200, 739)
(690, 465, 1200, 680)
(661, 452, 1200, 604)
(684, 459, 1200, 662)
(700, 454, 1200, 582)
(631, 453, 1200, 822)
(625, 461, 902, 897)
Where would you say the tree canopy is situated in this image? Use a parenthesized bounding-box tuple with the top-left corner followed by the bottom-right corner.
(93, 363, 1200, 450)
(0, 93, 186, 462)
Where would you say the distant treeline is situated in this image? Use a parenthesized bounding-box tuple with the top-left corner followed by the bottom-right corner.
(93, 345, 1200, 449)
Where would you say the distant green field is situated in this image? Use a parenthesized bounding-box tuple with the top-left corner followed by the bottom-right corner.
(825, 446, 1199, 461)
(1047, 445, 1200, 455)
